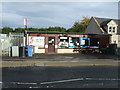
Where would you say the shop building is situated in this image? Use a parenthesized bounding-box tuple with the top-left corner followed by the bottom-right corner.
(26, 31, 110, 54)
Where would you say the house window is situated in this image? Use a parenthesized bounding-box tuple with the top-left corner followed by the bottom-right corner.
(108, 26, 117, 34)
(109, 27, 112, 32)
(113, 27, 115, 33)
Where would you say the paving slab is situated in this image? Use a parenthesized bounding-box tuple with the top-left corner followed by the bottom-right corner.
(1, 53, 120, 67)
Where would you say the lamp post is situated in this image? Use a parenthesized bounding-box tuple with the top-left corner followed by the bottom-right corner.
(24, 18, 28, 47)
(23, 18, 28, 57)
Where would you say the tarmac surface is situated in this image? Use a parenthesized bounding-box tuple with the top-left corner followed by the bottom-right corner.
(2, 66, 120, 88)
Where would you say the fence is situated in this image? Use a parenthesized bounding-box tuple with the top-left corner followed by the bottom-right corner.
(0, 33, 24, 56)
(9, 32, 24, 46)
(0, 34, 10, 56)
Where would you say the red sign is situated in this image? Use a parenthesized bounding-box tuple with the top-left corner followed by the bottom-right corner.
(24, 18, 28, 26)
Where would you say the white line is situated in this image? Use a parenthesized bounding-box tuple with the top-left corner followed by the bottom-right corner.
(85, 78, 120, 81)
(40, 78, 120, 85)
(2, 78, 120, 85)
(40, 78, 84, 84)
(17, 82, 37, 85)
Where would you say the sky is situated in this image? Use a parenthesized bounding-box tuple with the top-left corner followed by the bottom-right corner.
(1, 1, 119, 29)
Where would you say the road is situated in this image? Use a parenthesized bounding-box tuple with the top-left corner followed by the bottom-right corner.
(1, 66, 120, 88)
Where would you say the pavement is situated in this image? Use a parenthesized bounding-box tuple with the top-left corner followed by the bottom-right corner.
(1, 53, 120, 67)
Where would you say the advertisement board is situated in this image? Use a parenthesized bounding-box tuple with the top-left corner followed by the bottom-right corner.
(28, 36, 45, 48)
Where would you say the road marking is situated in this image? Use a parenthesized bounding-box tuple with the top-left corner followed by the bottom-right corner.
(17, 82, 37, 85)
(40, 78, 84, 84)
(2, 78, 120, 85)
(40, 78, 120, 84)
(41, 78, 120, 84)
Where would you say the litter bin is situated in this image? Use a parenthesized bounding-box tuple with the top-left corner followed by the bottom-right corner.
(19, 46, 25, 57)
(25, 46, 33, 57)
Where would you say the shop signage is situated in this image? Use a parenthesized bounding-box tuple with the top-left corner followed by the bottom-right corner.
(82, 40, 85, 45)
(60, 37, 68, 39)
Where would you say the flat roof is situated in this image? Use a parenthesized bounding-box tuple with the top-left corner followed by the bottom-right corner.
(26, 31, 111, 36)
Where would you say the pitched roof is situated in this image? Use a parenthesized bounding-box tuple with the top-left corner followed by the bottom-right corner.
(93, 17, 120, 34)
(93, 17, 105, 33)
(85, 16, 120, 34)
(95, 17, 119, 26)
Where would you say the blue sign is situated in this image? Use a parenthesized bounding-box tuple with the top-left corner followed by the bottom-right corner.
(80, 37, 90, 48)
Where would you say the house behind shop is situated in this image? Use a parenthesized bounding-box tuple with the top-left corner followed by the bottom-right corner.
(85, 16, 120, 55)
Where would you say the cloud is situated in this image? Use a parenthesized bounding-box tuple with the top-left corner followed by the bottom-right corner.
(1, 0, 120, 2)
(2, 2, 118, 29)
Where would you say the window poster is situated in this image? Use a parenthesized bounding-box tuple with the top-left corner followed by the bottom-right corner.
(28, 36, 45, 48)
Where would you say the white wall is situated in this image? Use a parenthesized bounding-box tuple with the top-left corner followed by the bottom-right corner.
(110, 35, 120, 48)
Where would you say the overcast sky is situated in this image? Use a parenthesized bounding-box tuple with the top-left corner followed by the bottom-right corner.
(2, 2, 118, 29)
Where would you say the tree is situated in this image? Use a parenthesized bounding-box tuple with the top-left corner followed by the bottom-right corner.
(2, 27, 13, 34)
(81, 16, 90, 25)
(0, 28, 2, 33)
(14, 27, 66, 33)
(14, 28, 25, 33)
(47, 27, 66, 32)
(67, 16, 90, 33)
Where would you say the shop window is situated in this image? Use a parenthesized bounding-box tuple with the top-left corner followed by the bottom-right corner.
(71, 37, 80, 48)
(90, 38, 99, 46)
(58, 37, 80, 48)
(48, 37, 55, 45)
(58, 37, 69, 48)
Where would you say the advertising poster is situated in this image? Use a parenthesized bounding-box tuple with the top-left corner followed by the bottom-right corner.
(29, 36, 45, 48)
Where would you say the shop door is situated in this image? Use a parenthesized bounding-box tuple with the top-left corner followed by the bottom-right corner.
(48, 37, 55, 53)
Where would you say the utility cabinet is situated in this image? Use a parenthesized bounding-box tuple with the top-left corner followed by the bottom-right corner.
(11, 46, 19, 56)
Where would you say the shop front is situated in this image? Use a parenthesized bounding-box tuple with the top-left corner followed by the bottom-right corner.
(26, 32, 89, 54)
(57, 34, 85, 53)
(27, 32, 59, 54)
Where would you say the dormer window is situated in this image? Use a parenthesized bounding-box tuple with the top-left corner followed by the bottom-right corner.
(108, 26, 116, 34)
(107, 20, 118, 34)
(113, 27, 115, 32)
(108, 26, 117, 34)
(109, 27, 112, 32)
